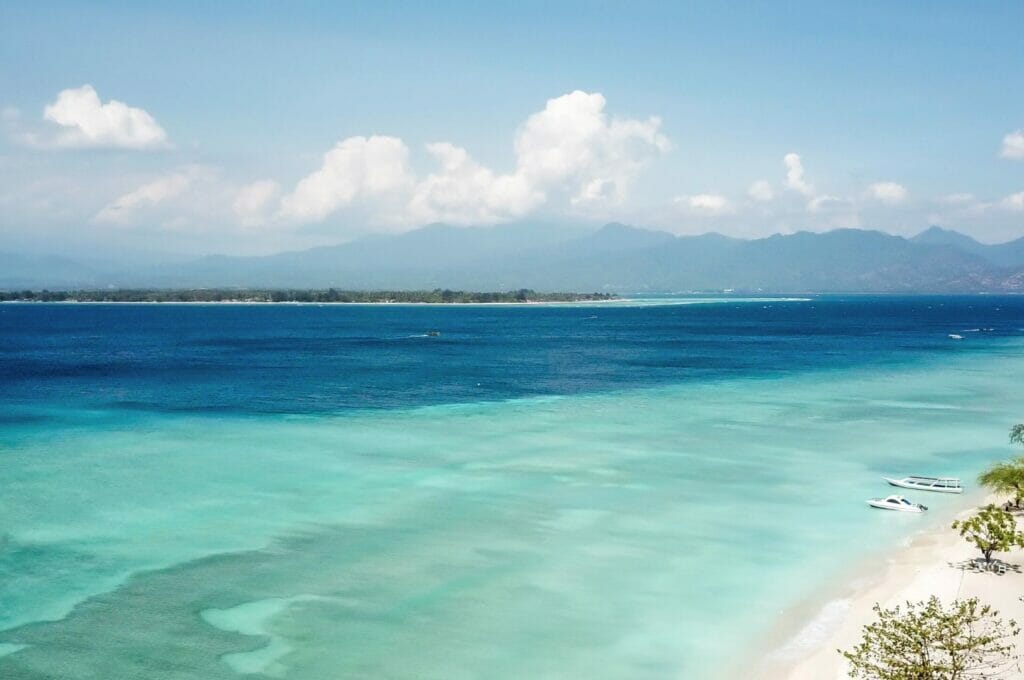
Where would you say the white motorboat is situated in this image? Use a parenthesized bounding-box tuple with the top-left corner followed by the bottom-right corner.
(884, 476, 962, 494)
(867, 495, 927, 512)
(949, 334, 964, 340)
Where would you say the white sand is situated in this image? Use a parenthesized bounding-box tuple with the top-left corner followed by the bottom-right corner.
(754, 498, 1024, 679)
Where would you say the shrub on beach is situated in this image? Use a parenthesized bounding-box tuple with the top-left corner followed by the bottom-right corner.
(978, 458, 1024, 510)
(977, 424, 1024, 508)
(841, 596, 1019, 679)
(952, 505, 1024, 565)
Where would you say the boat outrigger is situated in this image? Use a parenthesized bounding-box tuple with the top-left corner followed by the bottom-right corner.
(883, 476, 962, 494)
(867, 495, 927, 512)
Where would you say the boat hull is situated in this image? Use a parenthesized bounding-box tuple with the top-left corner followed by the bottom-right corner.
(866, 499, 925, 512)
(883, 477, 962, 494)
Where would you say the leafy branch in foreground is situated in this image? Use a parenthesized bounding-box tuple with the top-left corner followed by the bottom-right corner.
(841, 596, 1019, 679)
(1011, 424, 1024, 448)
(951, 505, 1024, 564)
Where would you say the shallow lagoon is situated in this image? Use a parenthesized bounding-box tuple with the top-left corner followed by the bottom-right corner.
(1, 297, 1023, 678)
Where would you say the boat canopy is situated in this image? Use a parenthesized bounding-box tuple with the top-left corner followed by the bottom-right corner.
(906, 476, 961, 485)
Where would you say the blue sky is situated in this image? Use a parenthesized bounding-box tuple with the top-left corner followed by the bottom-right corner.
(1, 1, 1022, 256)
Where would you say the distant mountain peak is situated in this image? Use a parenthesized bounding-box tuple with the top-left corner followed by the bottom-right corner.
(911, 225, 981, 246)
(584, 222, 676, 248)
(594, 222, 664, 236)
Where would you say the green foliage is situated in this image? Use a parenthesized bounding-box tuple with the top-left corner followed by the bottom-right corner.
(952, 505, 1024, 563)
(1010, 424, 1024, 448)
(979, 458, 1024, 508)
(0, 288, 615, 304)
(841, 596, 1019, 679)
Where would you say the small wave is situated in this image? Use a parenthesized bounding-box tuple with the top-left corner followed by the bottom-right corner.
(768, 598, 851, 661)
(869, 399, 960, 410)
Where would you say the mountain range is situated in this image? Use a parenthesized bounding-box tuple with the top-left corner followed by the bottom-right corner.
(3, 224, 1024, 293)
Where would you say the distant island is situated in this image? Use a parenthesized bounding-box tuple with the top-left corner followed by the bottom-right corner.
(0, 288, 617, 304)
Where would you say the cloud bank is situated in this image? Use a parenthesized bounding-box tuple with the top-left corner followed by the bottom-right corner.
(244, 91, 669, 228)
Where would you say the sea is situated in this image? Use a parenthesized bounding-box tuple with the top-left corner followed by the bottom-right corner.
(1, 296, 1022, 679)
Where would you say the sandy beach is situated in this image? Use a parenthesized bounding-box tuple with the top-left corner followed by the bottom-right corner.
(753, 495, 1024, 679)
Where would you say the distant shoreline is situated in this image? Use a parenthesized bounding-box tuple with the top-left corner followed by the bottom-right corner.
(0, 296, 819, 308)
(0, 289, 617, 305)
(0, 299, 624, 306)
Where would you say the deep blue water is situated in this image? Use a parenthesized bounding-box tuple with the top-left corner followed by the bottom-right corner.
(1, 296, 1023, 414)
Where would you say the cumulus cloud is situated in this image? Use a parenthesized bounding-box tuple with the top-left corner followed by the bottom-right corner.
(1001, 130, 1024, 160)
(40, 85, 168, 150)
(233, 180, 281, 227)
(514, 90, 670, 209)
(266, 90, 669, 227)
(1002, 191, 1024, 211)
(674, 193, 734, 216)
(784, 153, 813, 195)
(867, 181, 908, 204)
(92, 167, 206, 225)
(407, 142, 540, 224)
(278, 135, 413, 223)
(748, 180, 774, 202)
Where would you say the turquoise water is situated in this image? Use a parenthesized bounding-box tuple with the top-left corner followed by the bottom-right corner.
(1, 298, 1023, 678)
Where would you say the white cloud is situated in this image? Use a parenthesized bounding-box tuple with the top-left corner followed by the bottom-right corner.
(1001, 130, 1024, 160)
(675, 193, 734, 216)
(784, 153, 813, 195)
(233, 180, 281, 227)
(807, 194, 846, 213)
(93, 170, 196, 225)
(270, 90, 669, 227)
(867, 181, 908, 204)
(407, 142, 540, 224)
(41, 85, 168, 150)
(277, 135, 413, 223)
(801, 194, 860, 229)
(938, 192, 975, 205)
(748, 180, 774, 202)
(1001, 191, 1024, 211)
(514, 90, 670, 209)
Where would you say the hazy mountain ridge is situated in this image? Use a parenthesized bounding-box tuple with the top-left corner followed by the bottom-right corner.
(3, 223, 1024, 293)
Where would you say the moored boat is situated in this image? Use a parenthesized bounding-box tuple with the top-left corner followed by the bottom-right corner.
(883, 476, 962, 494)
(867, 494, 927, 512)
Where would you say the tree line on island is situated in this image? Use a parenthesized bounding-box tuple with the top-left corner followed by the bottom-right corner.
(0, 288, 616, 304)
(841, 425, 1024, 679)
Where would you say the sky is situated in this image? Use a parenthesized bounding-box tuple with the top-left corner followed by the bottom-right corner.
(1, 1, 1023, 258)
